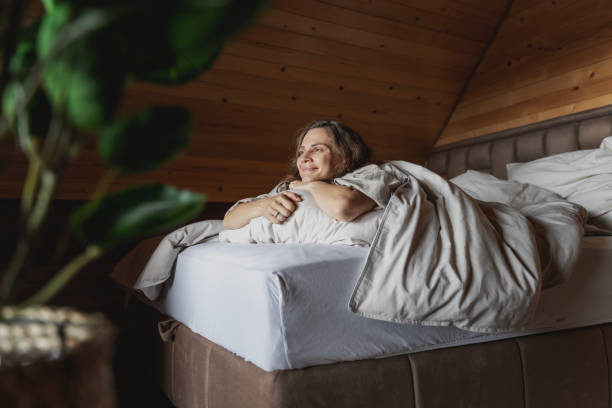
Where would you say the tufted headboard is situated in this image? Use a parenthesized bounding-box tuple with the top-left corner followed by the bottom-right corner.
(427, 105, 612, 179)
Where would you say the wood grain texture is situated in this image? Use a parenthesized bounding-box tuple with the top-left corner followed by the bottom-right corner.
(437, 0, 612, 147)
(5, 0, 511, 201)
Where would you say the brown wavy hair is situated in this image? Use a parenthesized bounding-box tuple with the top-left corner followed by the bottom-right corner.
(280, 120, 372, 187)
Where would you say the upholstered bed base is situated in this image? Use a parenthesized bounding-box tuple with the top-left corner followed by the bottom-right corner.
(142, 105, 612, 408)
(154, 317, 612, 408)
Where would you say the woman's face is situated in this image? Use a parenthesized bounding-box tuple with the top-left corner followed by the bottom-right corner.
(297, 128, 344, 182)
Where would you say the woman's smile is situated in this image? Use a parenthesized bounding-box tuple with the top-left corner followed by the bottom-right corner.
(297, 128, 343, 182)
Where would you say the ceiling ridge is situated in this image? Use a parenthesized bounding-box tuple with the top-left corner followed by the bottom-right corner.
(432, 0, 517, 151)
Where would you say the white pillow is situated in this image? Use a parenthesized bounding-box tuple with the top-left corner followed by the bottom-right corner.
(506, 136, 612, 230)
(219, 189, 383, 246)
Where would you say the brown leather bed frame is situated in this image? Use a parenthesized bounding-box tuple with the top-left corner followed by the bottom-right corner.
(142, 105, 612, 408)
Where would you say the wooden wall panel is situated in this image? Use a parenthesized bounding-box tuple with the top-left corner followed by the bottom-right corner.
(437, 0, 612, 147)
(4, 0, 511, 202)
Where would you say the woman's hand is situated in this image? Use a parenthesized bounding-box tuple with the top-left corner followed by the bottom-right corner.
(223, 191, 302, 229)
(263, 191, 302, 224)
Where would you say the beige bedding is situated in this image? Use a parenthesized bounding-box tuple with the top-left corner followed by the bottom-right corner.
(113, 162, 586, 333)
(347, 162, 585, 333)
(219, 188, 384, 246)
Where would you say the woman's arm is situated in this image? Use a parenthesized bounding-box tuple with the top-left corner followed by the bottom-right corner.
(222, 191, 303, 229)
(289, 181, 376, 222)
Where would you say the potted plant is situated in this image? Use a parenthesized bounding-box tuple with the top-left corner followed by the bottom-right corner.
(0, 0, 267, 405)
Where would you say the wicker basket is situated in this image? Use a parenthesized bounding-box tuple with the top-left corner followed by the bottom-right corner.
(0, 306, 117, 407)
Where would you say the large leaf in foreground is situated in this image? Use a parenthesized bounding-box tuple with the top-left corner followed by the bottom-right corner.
(72, 184, 205, 248)
(8, 19, 41, 79)
(124, 0, 268, 84)
(38, 4, 125, 129)
(99, 106, 192, 173)
(41, 37, 124, 130)
(135, 42, 222, 85)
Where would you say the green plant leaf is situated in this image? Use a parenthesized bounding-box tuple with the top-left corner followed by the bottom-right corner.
(8, 19, 41, 79)
(42, 42, 125, 129)
(38, 4, 125, 129)
(2, 82, 21, 126)
(202, 0, 270, 41)
(99, 106, 192, 173)
(1, 19, 44, 129)
(36, 3, 72, 60)
(40, 0, 70, 13)
(136, 42, 222, 85)
(123, 0, 268, 84)
(41, 0, 57, 13)
(71, 184, 206, 248)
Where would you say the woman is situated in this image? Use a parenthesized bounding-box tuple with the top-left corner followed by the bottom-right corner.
(222, 120, 378, 230)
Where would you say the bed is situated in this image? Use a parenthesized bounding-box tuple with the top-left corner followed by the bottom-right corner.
(118, 105, 612, 408)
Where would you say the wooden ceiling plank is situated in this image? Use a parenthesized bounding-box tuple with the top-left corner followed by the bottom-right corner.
(222, 41, 465, 92)
(384, 0, 502, 23)
(462, 17, 612, 104)
(508, 0, 578, 17)
(317, 0, 497, 42)
(272, 0, 484, 54)
(199, 68, 454, 114)
(473, 32, 612, 86)
(213, 53, 458, 106)
(129, 81, 447, 128)
(121, 89, 426, 135)
(452, 0, 509, 16)
(439, 94, 612, 146)
(453, 57, 612, 121)
(482, 9, 612, 71)
(463, 41, 612, 107)
(122, 86, 441, 140)
(497, 0, 607, 39)
(445, 74, 612, 137)
(241, 24, 474, 75)
(257, 8, 480, 66)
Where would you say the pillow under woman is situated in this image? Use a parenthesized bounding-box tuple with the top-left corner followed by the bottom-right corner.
(220, 120, 392, 246)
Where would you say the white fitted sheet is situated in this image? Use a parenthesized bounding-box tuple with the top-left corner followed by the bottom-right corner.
(159, 236, 612, 372)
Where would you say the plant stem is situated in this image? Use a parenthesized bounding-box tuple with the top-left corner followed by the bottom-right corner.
(0, 237, 30, 304)
(15, 84, 36, 159)
(2, 96, 73, 304)
(0, 168, 58, 306)
(27, 169, 56, 234)
(1, 114, 66, 306)
(20, 154, 41, 219)
(41, 103, 66, 164)
(91, 167, 119, 203)
(15, 88, 41, 217)
(19, 246, 103, 308)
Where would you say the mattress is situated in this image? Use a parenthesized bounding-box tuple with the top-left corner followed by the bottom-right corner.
(159, 236, 612, 372)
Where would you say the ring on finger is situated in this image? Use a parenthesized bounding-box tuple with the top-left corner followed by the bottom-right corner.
(274, 211, 280, 218)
